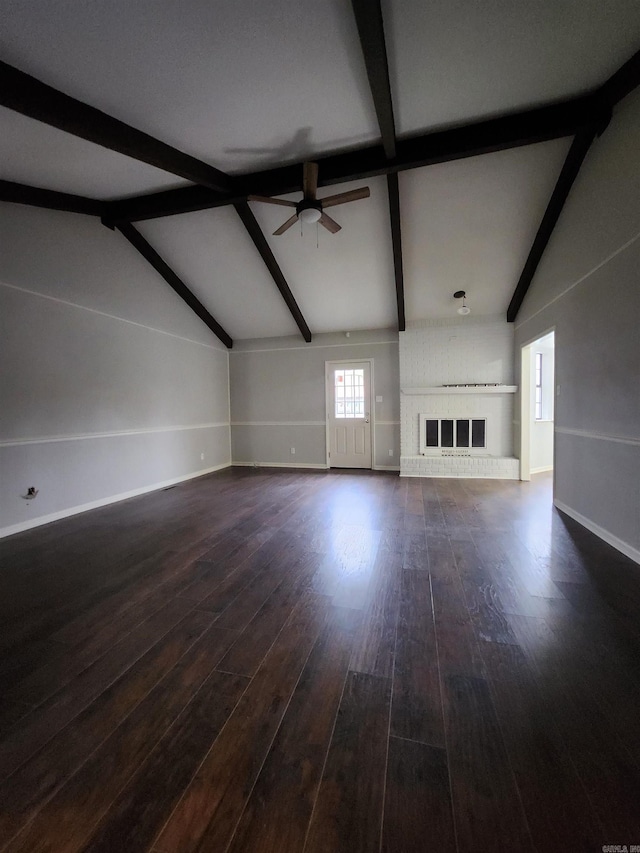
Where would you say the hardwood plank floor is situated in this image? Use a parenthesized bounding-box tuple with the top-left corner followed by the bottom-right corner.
(0, 468, 639, 852)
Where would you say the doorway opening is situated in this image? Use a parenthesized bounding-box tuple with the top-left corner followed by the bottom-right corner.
(520, 330, 555, 481)
(325, 360, 373, 469)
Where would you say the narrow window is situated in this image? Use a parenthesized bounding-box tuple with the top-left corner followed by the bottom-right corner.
(535, 352, 543, 420)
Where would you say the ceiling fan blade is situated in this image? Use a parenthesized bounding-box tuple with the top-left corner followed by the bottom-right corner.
(273, 214, 299, 235)
(319, 213, 341, 234)
(320, 186, 370, 208)
(303, 162, 319, 200)
(248, 195, 297, 208)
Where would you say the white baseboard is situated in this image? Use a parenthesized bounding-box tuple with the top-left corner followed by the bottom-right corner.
(554, 499, 640, 566)
(232, 461, 399, 472)
(232, 461, 329, 470)
(400, 472, 519, 480)
(0, 462, 232, 540)
(530, 465, 553, 474)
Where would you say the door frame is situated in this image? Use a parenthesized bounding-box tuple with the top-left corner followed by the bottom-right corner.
(519, 326, 556, 484)
(325, 359, 375, 469)
(520, 342, 532, 481)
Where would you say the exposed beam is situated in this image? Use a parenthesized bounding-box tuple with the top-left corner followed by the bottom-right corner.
(233, 202, 312, 343)
(104, 93, 605, 224)
(0, 180, 104, 216)
(386, 174, 405, 331)
(506, 127, 600, 323)
(116, 222, 233, 348)
(0, 60, 232, 193)
(351, 0, 396, 159)
(599, 47, 640, 108)
(351, 0, 405, 331)
(104, 184, 224, 226)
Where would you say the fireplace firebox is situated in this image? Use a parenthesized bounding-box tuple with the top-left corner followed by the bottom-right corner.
(419, 416, 487, 455)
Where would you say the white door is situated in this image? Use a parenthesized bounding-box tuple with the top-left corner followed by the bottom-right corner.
(327, 361, 372, 468)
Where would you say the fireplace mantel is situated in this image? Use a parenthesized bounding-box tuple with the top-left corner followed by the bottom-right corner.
(401, 386, 517, 395)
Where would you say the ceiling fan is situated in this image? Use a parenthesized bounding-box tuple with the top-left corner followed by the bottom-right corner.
(248, 162, 370, 236)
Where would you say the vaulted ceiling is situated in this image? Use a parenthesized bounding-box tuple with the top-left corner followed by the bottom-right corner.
(1, 0, 639, 346)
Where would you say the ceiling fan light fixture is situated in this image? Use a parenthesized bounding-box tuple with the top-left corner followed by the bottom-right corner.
(254, 162, 368, 236)
(298, 206, 322, 224)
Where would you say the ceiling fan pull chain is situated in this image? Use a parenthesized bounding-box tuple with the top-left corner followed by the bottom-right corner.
(316, 222, 319, 249)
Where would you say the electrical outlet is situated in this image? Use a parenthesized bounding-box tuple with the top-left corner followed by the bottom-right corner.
(388, 449, 394, 457)
(376, 395, 383, 403)
(200, 452, 204, 461)
(290, 447, 296, 455)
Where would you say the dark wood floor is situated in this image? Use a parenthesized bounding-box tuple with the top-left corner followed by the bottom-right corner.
(0, 468, 639, 853)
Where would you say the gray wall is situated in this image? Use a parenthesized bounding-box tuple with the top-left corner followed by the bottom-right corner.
(515, 88, 640, 561)
(0, 204, 231, 537)
(230, 329, 400, 469)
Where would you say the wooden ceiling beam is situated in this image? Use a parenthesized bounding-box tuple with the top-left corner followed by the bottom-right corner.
(386, 174, 405, 331)
(599, 47, 640, 107)
(104, 184, 228, 226)
(504, 46, 637, 324)
(234, 202, 312, 343)
(104, 92, 606, 225)
(351, 0, 396, 159)
(506, 126, 602, 323)
(350, 0, 405, 331)
(0, 179, 104, 216)
(0, 60, 232, 193)
(116, 222, 233, 348)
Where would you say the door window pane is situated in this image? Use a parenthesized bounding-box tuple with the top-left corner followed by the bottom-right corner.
(335, 368, 365, 418)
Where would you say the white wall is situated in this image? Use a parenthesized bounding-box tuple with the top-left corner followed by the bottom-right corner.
(531, 420, 554, 473)
(515, 88, 640, 563)
(229, 329, 399, 469)
(530, 334, 555, 473)
(0, 204, 231, 537)
(400, 316, 518, 478)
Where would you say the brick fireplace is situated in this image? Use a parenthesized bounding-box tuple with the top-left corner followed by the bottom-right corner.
(400, 317, 520, 479)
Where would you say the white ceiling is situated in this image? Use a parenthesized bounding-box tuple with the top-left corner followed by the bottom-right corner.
(1, 0, 639, 340)
(0, 0, 380, 173)
(384, 0, 640, 135)
(249, 176, 397, 334)
(401, 140, 572, 319)
(138, 208, 301, 340)
(0, 107, 189, 199)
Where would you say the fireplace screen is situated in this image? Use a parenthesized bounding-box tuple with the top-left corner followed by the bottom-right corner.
(420, 417, 486, 452)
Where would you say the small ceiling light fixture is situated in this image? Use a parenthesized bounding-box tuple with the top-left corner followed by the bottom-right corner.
(454, 290, 471, 315)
